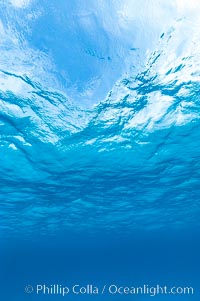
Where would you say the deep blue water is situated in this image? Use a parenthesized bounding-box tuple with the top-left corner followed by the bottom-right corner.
(0, 1, 200, 300)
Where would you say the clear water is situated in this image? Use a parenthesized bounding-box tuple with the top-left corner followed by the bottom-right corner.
(0, 1, 200, 300)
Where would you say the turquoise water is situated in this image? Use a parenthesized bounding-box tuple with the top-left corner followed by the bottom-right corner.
(0, 1, 200, 300)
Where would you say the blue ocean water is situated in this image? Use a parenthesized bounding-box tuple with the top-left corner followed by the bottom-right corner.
(0, 1, 200, 300)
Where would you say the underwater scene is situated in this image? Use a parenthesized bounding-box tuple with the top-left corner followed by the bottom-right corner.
(0, 0, 200, 300)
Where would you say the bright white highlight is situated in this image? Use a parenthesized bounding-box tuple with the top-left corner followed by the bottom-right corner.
(10, 0, 31, 8)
